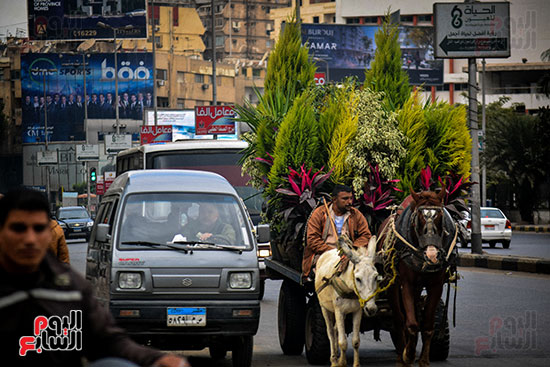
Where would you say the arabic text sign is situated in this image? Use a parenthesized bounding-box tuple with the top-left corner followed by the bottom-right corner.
(27, 0, 147, 41)
(434, 2, 510, 58)
(37, 150, 58, 165)
(195, 106, 236, 135)
(105, 134, 132, 153)
(76, 144, 99, 161)
(141, 125, 173, 144)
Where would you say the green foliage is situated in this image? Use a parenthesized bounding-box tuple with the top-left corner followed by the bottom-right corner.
(72, 182, 87, 195)
(364, 14, 412, 110)
(395, 93, 471, 197)
(267, 91, 321, 198)
(346, 88, 407, 196)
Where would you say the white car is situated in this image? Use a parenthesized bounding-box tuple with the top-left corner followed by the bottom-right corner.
(465, 207, 512, 248)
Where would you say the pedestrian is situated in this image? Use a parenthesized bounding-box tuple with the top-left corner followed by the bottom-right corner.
(302, 184, 372, 281)
(49, 217, 70, 264)
(0, 188, 189, 367)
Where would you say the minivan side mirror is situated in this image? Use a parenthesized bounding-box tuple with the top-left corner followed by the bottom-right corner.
(96, 223, 111, 243)
(256, 224, 270, 243)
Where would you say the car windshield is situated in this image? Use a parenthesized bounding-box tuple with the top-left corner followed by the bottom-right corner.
(118, 192, 251, 250)
(58, 209, 90, 220)
(481, 209, 505, 219)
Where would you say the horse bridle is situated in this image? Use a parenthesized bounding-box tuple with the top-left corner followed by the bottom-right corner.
(411, 205, 445, 250)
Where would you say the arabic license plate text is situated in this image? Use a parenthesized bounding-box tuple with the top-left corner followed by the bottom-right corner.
(167, 307, 206, 327)
(484, 225, 495, 230)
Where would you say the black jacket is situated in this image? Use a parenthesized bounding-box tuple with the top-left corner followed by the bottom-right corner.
(0, 253, 164, 366)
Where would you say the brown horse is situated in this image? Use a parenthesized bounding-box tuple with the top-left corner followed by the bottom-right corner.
(378, 189, 457, 367)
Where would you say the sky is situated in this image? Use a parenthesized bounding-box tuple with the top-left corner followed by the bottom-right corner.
(0, 0, 27, 39)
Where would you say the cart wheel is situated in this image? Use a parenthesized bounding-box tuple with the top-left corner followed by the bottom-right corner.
(232, 335, 253, 367)
(278, 280, 305, 355)
(429, 299, 450, 361)
(305, 296, 330, 365)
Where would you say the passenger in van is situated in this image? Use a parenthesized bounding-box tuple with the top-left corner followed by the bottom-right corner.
(0, 188, 190, 367)
(187, 203, 236, 244)
(120, 204, 154, 244)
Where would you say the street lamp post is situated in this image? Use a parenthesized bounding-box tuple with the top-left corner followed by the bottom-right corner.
(97, 22, 134, 135)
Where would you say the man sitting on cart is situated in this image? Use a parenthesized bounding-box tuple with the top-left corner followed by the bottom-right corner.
(302, 184, 372, 282)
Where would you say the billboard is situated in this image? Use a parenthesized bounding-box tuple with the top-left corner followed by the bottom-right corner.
(195, 106, 237, 135)
(21, 52, 153, 143)
(27, 0, 147, 41)
(301, 24, 444, 86)
(141, 125, 173, 145)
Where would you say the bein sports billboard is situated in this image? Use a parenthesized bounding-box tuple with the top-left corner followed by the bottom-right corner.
(21, 53, 153, 143)
(27, 0, 147, 40)
(301, 24, 444, 86)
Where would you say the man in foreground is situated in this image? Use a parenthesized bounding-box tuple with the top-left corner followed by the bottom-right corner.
(302, 184, 372, 280)
(0, 188, 189, 367)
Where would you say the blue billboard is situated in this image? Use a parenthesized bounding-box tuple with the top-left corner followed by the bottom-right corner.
(21, 53, 153, 143)
(301, 24, 444, 86)
(27, 0, 147, 40)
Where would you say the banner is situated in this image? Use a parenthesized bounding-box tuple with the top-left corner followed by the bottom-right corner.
(195, 106, 236, 135)
(301, 24, 444, 85)
(27, 0, 147, 41)
(21, 53, 153, 143)
(141, 125, 173, 145)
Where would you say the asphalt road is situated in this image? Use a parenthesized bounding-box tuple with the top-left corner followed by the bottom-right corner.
(457, 232, 550, 258)
(67, 239, 550, 367)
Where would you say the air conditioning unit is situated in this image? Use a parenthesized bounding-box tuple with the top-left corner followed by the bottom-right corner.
(157, 80, 165, 87)
(201, 84, 210, 90)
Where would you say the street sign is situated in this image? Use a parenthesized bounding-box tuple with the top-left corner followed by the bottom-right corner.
(314, 72, 326, 86)
(37, 150, 58, 165)
(105, 134, 132, 153)
(434, 2, 510, 58)
(76, 144, 99, 162)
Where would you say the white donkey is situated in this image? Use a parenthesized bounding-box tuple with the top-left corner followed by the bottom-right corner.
(315, 236, 379, 367)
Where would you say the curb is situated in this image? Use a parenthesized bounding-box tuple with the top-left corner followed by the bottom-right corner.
(458, 253, 550, 274)
(511, 225, 550, 233)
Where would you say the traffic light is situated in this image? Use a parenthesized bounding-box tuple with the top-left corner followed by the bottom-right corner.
(90, 167, 97, 182)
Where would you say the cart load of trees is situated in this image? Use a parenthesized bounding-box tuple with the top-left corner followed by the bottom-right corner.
(236, 16, 472, 271)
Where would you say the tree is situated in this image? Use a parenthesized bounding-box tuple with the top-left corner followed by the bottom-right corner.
(364, 14, 412, 110)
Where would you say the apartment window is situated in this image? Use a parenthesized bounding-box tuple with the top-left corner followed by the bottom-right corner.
(173, 7, 179, 26)
(0, 68, 4, 80)
(177, 98, 185, 109)
(217, 77, 222, 86)
(266, 40, 272, 48)
(216, 18, 223, 27)
(157, 97, 169, 108)
(346, 18, 360, 24)
(216, 5, 223, 13)
(215, 35, 225, 46)
(195, 74, 204, 83)
(418, 14, 432, 23)
(232, 39, 237, 44)
(313, 16, 320, 24)
(177, 71, 185, 83)
(401, 15, 414, 23)
(364, 16, 378, 24)
(252, 69, 261, 77)
(156, 69, 167, 81)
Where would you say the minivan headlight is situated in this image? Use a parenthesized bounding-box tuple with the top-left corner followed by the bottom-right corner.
(229, 272, 252, 289)
(119, 272, 142, 289)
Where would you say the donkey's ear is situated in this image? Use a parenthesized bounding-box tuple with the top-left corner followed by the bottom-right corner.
(410, 187, 420, 203)
(437, 187, 447, 203)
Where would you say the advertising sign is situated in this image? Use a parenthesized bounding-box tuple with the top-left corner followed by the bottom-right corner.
(96, 175, 104, 196)
(314, 72, 326, 85)
(104, 171, 116, 192)
(27, 0, 147, 41)
(76, 144, 99, 161)
(195, 106, 237, 135)
(434, 2, 510, 58)
(140, 125, 173, 145)
(301, 24, 444, 85)
(21, 53, 153, 143)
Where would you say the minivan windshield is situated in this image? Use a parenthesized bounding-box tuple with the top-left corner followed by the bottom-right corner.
(118, 193, 252, 250)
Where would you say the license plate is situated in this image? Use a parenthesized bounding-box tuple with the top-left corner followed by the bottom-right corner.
(167, 307, 206, 327)
(484, 225, 495, 230)
(73, 228, 82, 232)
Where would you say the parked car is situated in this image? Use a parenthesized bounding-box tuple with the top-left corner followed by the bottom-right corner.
(86, 170, 266, 366)
(465, 207, 512, 248)
(56, 206, 94, 241)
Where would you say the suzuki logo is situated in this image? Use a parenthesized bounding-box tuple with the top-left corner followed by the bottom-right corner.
(181, 278, 193, 287)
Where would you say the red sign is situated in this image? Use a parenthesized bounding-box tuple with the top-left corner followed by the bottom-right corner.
(96, 176, 104, 196)
(314, 72, 326, 85)
(140, 125, 173, 144)
(195, 106, 236, 135)
(104, 172, 116, 192)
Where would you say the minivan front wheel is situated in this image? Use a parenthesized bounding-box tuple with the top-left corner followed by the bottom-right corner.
(232, 335, 253, 367)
